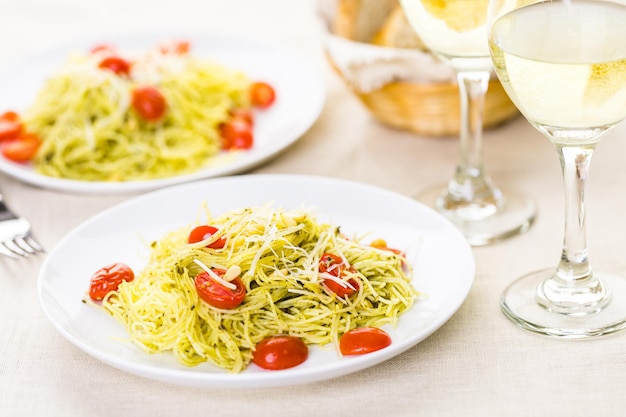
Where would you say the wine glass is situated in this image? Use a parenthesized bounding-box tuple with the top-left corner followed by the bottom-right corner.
(399, 0, 536, 246)
(488, 0, 626, 337)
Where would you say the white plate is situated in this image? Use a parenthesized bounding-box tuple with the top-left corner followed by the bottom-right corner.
(0, 30, 324, 194)
(37, 174, 474, 388)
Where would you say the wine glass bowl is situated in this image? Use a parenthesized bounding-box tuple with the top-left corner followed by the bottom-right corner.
(400, 0, 492, 67)
(488, 0, 626, 337)
(399, 0, 536, 246)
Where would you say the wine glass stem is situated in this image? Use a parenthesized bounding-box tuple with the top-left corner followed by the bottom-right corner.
(537, 144, 610, 315)
(456, 70, 489, 183)
(439, 70, 502, 218)
(556, 145, 594, 281)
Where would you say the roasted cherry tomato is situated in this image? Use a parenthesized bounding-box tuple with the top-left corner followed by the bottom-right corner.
(188, 225, 226, 249)
(194, 269, 246, 309)
(219, 117, 254, 150)
(0, 111, 22, 142)
(318, 252, 360, 297)
(89, 262, 135, 301)
(249, 81, 276, 109)
(158, 40, 190, 55)
(229, 108, 254, 126)
(131, 85, 167, 122)
(1, 133, 41, 163)
(252, 336, 308, 370)
(339, 327, 391, 355)
(98, 56, 131, 75)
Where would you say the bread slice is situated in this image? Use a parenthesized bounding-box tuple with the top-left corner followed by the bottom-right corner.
(332, 0, 398, 42)
(371, 5, 427, 50)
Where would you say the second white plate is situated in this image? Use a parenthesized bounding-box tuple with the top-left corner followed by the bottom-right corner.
(0, 30, 325, 194)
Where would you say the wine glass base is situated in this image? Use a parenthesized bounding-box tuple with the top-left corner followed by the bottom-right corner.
(417, 184, 536, 246)
(501, 269, 626, 338)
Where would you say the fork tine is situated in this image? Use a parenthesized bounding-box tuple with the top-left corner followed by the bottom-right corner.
(0, 235, 44, 259)
(0, 193, 44, 258)
(24, 234, 44, 252)
(13, 235, 36, 254)
(1, 240, 27, 257)
(0, 243, 20, 259)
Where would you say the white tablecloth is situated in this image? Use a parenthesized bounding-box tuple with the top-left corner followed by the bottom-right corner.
(1, 1, 626, 416)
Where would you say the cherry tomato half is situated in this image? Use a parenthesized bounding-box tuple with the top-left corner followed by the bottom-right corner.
(252, 336, 308, 370)
(98, 56, 131, 75)
(194, 269, 246, 309)
(339, 327, 391, 355)
(90, 43, 117, 55)
(1, 133, 41, 163)
(318, 252, 360, 297)
(89, 262, 135, 301)
(158, 40, 190, 55)
(249, 82, 276, 109)
(0, 111, 22, 142)
(219, 117, 254, 150)
(188, 225, 226, 249)
(229, 108, 254, 126)
(131, 85, 167, 122)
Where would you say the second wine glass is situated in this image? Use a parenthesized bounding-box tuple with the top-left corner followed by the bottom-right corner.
(488, 0, 626, 338)
(399, 0, 535, 246)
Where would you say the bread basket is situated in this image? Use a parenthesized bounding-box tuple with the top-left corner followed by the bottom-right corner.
(318, 0, 519, 137)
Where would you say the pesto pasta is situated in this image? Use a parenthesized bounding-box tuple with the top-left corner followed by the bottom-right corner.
(24, 46, 250, 181)
(102, 205, 418, 373)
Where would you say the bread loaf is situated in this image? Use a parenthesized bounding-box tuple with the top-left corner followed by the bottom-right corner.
(371, 5, 426, 50)
(332, 0, 398, 42)
(332, 0, 426, 51)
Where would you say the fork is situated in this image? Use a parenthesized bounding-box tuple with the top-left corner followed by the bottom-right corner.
(0, 192, 44, 258)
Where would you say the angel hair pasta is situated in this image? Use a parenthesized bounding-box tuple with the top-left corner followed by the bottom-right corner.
(24, 42, 250, 181)
(100, 205, 418, 373)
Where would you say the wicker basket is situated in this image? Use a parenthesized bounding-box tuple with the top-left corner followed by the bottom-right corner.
(325, 39, 519, 137)
(349, 77, 519, 137)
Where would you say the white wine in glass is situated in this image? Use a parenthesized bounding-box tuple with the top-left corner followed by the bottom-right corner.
(399, 0, 536, 246)
(489, 0, 626, 337)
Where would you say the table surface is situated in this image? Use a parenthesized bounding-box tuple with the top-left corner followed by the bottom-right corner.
(2, 1, 626, 416)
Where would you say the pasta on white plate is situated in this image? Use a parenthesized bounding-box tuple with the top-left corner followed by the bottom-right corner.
(98, 204, 419, 373)
(24, 43, 251, 181)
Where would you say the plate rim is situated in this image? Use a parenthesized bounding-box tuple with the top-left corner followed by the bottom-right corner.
(37, 174, 475, 388)
(0, 28, 325, 194)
